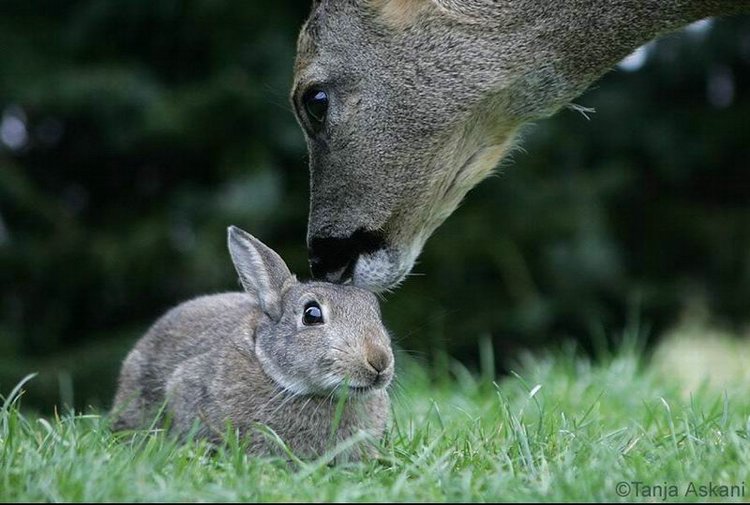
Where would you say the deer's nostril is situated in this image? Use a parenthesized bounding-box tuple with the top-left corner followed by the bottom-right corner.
(309, 243, 357, 282)
(308, 228, 386, 282)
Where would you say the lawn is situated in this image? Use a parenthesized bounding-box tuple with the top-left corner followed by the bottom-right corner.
(2, 325, 749, 502)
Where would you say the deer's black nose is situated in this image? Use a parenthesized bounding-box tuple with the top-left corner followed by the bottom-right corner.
(308, 229, 386, 282)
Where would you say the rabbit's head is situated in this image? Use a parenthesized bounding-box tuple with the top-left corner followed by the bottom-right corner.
(228, 226, 394, 396)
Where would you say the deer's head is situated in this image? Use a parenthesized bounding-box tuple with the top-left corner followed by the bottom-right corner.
(293, 0, 536, 291)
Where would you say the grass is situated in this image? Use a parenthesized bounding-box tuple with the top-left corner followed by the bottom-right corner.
(2, 330, 750, 502)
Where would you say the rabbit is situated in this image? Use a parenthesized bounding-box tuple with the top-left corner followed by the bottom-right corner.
(110, 225, 394, 461)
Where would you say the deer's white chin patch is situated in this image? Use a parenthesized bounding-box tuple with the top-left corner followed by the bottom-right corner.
(351, 245, 421, 293)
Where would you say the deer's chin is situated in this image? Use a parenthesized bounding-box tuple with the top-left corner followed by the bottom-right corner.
(350, 244, 420, 293)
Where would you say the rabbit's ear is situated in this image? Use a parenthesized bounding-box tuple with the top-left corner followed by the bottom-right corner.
(227, 226, 293, 321)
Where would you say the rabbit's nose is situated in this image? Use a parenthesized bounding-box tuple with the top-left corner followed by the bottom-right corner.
(365, 344, 392, 374)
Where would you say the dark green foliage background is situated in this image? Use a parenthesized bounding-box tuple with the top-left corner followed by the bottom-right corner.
(0, 1, 748, 410)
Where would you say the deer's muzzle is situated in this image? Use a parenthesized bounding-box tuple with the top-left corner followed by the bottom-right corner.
(308, 228, 387, 283)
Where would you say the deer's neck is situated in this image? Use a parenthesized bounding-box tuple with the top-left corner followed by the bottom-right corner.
(478, 0, 749, 119)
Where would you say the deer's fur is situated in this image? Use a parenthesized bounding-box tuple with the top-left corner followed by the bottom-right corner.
(293, 0, 749, 292)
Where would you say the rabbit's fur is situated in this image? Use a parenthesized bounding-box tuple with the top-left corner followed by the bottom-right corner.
(111, 226, 393, 460)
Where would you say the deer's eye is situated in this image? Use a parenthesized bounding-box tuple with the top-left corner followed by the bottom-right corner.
(302, 301, 324, 325)
(301, 88, 328, 133)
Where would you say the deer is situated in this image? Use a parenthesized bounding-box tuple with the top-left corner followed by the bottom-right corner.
(291, 0, 749, 293)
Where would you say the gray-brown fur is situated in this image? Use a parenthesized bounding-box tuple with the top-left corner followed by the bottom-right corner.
(111, 226, 393, 460)
(293, 0, 749, 292)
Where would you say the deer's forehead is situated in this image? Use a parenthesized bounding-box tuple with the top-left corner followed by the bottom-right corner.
(295, 4, 371, 79)
(295, 10, 320, 74)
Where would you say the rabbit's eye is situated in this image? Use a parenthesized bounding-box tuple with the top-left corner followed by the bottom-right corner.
(303, 301, 324, 325)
